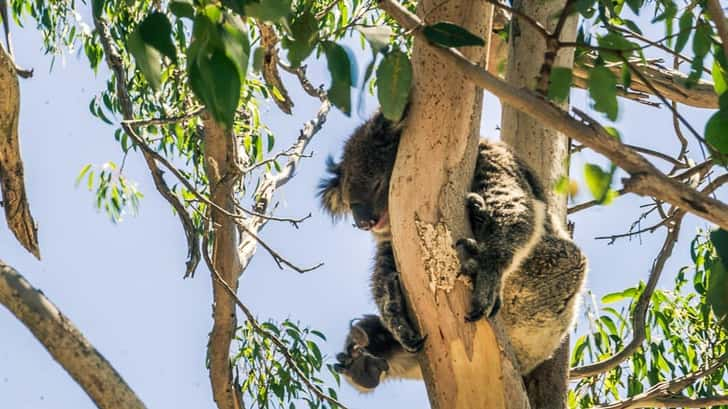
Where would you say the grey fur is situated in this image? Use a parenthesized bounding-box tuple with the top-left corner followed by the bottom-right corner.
(319, 112, 587, 391)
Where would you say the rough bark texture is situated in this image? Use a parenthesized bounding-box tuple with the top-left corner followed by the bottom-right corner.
(0, 260, 146, 408)
(500, 2, 578, 408)
(204, 116, 244, 409)
(386, 1, 529, 408)
(0, 44, 40, 259)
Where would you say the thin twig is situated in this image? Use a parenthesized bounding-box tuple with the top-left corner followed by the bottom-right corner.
(94, 16, 201, 278)
(201, 242, 349, 409)
(621, 57, 708, 148)
(592, 354, 728, 409)
(570, 214, 684, 379)
(122, 106, 204, 127)
(481, 0, 550, 38)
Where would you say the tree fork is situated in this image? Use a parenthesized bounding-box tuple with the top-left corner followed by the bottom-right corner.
(386, 1, 529, 408)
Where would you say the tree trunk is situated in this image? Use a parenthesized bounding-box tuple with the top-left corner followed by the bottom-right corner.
(204, 116, 244, 409)
(500, 1, 578, 408)
(387, 1, 529, 408)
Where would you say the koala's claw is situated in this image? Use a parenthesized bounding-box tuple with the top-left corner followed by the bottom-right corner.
(456, 237, 480, 255)
(466, 192, 486, 211)
(465, 295, 501, 322)
(401, 333, 427, 353)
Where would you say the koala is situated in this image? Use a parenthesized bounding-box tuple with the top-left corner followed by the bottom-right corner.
(318, 111, 587, 391)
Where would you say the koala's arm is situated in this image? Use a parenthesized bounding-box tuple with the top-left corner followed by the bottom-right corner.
(458, 141, 547, 321)
(334, 315, 421, 392)
(370, 241, 425, 352)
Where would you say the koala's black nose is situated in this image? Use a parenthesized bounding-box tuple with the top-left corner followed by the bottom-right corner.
(351, 203, 376, 231)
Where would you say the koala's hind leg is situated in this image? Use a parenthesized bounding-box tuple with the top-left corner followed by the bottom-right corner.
(501, 234, 587, 373)
(371, 242, 425, 352)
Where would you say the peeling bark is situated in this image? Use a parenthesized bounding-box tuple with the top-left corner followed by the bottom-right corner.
(0, 260, 145, 408)
(0, 44, 39, 259)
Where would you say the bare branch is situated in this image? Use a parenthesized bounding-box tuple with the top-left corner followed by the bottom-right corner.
(593, 354, 728, 409)
(94, 16, 200, 278)
(258, 23, 293, 114)
(573, 55, 717, 108)
(570, 214, 683, 379)
(0, 260, 146, 409)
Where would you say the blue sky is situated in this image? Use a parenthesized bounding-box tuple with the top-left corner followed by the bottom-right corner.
(0, 9, 719, 409)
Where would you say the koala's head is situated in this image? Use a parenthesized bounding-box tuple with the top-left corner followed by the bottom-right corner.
(318, 112, 403, 239)
(334, 315, 396, 392)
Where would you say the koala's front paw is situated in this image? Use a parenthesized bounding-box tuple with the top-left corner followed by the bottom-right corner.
(456, 238, 502, 322)
(391, 323, 426, 353)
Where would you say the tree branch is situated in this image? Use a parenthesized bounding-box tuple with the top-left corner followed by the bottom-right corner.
(707, 0, 728, 64)
(378, 0, 728, 231)
(570, 214, 683, 379)
(0, 260, 146, 409)
(0, 42, 40, 259)
(94, 16, 200, 278)
(593, 354, 728, 409)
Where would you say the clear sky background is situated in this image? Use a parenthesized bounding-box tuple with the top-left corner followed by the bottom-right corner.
(0, 7, 719, 409)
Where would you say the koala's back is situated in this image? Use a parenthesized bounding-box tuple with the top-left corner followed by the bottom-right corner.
(473, 139, 587, 373)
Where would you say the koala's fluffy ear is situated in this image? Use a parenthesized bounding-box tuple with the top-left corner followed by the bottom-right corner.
(317, 156, 347, 218)
(350, 324, 370, 347)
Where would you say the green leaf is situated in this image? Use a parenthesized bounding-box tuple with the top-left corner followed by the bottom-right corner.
(220, 15, 250, 80)
(588, 65, 619, 121)
(76, 164, 93, 186)
(693, 21, 712, 59)
(597, 32, 638, 61)
(325, 42, 356, 115)
(92, 0, 105, 19)
(252, 46, 265, 73)
(423, 22, 485, 48)
(193, 50, 241, 128)
(138, 12, 177, 62)
(284, 8, 319, 67)
(127, 29, 163, 89)
(170, 0, 195, 19)
(328, 80, 352, 116)
(244, 0, 291, 22)
(376, 51, 412, 121)
(547, 67, 572, 102)
(705, 109, 728, 154)
(713, 60, 727, 96)
(584, 163, 617, 205)
(711, 229, 728, 267)
(356, 25, 393, 54)
(707, 235, 728, 330)
(675, 11, 693, 53)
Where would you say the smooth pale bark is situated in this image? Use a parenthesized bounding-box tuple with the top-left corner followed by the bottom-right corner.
(0, 260, 146, 409)
(204, 116, 244, 409)
(500, 2, 578, 408)
(387, 1, 529, 408)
